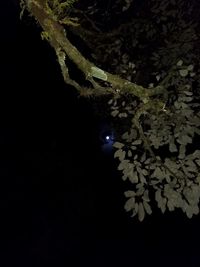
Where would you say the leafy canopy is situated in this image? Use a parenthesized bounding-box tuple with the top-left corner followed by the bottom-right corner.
(21, 0, 200, 221)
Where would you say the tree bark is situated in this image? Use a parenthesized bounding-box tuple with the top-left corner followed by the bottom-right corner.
(23, 0, 166, 102)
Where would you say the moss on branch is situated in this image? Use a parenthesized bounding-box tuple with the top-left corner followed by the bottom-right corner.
(23, 0, 167, 102)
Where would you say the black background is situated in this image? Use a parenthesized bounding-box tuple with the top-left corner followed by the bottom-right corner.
(0, 1, 200, 266)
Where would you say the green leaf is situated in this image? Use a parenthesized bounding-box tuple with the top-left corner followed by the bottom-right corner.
(136, 186, 145, 196)
(169, 142, 177, 152)
(187, 64, 194, 71)
(131, 146, 137, 150)
(160, 199, 167, 214)
(196, 174, 200, 184)
(195, 159, 200, 166)
(151, 167, 163, 179)
(124, 190, 136, 198)
(142, 190, 150, 202)
(167, 200, 175, 211)
(178, 144, 186, 159)
(129, 171, 139, 184)
(183, 90, 193, 96)
(194, 128, 200, 135)
(132, 139, 142, 145)
(184, 204, 193, 219)
(139, 172, 147, 184)
(131, 203, 139, 217)
(177, 60, 183, 66)
(111, 110, 119, 117)
(141, 169, 148, 176)
(174, 101, 181, 109)
(141, 153, 146, 163)
(118, 159, 129, 171)
(179, 69, 188, 77)
(183, 187, 193, 204)
(91, 66, 107, 81)
(138, 202, 145, 221)
(113, 142, 124, 149)
(155, 189, 167, 213)
(143, 201, 152, 215)
(192, 205, 199, 215)
(190, 72, 195, 77)
(155, 189, 162, 202)
(114, 149, 125, 160)
(128, 150, 132, 157)
(124, 197, 135, 212)
(119, 112, 128, 118)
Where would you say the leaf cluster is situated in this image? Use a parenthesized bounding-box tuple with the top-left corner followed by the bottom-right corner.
(112, 83, 200, 221)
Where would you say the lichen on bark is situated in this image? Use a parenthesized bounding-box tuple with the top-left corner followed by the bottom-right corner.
(22, 0, 167, 104)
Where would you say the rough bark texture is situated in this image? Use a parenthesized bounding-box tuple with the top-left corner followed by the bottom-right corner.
(23, 0, 167, 103)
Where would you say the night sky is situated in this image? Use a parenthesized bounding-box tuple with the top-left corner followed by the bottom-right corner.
(0, 1, 200, 266)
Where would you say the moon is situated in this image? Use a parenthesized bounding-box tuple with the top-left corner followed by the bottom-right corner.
(98, 121, 115, 154)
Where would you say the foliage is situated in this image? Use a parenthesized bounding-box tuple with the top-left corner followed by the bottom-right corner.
(21, 0, 200, 221)
(112, 85, 200, 220)
(104, 1, 200, 221)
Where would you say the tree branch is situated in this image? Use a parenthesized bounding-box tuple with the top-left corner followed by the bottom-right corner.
(24, 0, 167, 101)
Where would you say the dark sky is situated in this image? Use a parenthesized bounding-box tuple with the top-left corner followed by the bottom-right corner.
(0, 1, 200, 267)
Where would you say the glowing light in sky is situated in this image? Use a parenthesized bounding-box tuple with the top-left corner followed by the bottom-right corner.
(99, 121, 115, 154)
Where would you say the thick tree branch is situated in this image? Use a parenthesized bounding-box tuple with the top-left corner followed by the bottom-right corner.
(24, 0, 166, 101)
